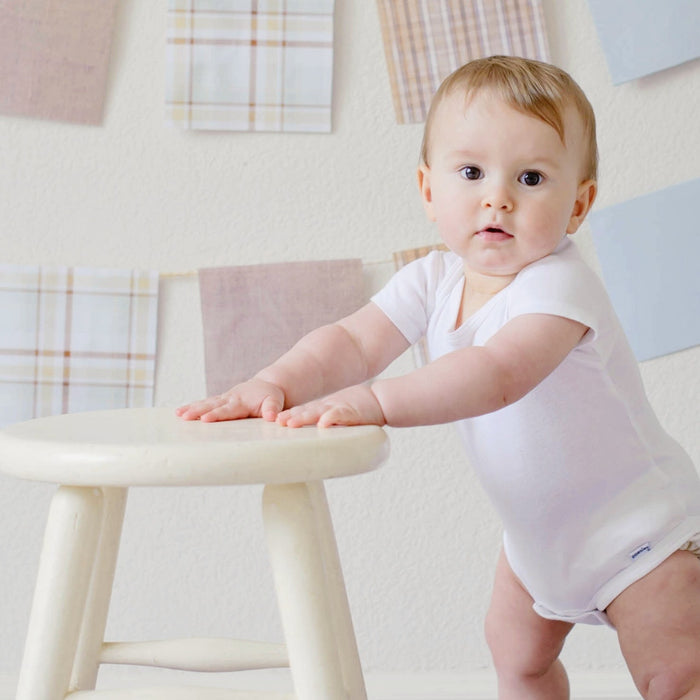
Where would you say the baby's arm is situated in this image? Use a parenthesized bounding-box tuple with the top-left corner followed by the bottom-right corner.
(278, 313, 587, 427)
(375, 313, 587, 425)
(176, 302, 409, 422)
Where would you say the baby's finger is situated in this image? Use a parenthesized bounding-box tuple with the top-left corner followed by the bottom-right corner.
(176, 396, 227, 420)
(275, 408, 292, 426)
(277, 405, 321, 428)
(260, 394, 284, 421)
(317, 406, 357, 428)
(176, 401, 206, 418)
(198, 399, 253, 422)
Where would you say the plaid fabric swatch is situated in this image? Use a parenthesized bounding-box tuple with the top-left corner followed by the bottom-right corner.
(0, 266, 159, 428)
(376, 0, 550, 123)
(199, 259, 364, 396)
(0, 0, 119, 125)
(393, 243, 449, 367)
(166, 0, 335, 132)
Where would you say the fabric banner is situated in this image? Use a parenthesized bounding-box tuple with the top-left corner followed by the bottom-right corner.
(166, 0, 335, 132)
(587, 0, 700, 84)
(199, 259, 364, 396)
(393, 243, 448, 367)
(376, 0, 550, 124)
(589, 179, 700, 361)
(392, 242, 449, 269)
(0, 266, 159, 428)
(0, 0, 119, 125)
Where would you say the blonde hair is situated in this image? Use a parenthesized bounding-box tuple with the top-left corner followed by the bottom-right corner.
(421, 56, 598, 181)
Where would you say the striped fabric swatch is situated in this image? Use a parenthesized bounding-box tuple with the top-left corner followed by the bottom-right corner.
(199, 259, 364, 396)
(392, 242, 449, 269)
(376, 0, 550, 124)
(166, 0, 335, 132)
(0, 266, 159, 428)
(0, 0, 119, 125)
(393, 243, 449, 367)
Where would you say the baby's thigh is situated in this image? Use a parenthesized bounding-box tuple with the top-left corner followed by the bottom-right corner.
(607, 550, 700, 693)
(485, 550, 573, 675)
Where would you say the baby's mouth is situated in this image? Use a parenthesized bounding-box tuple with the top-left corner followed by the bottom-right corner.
(477, 226, 513, 241)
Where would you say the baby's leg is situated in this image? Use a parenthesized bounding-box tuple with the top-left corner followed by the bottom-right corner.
(485, 549, 574, 699)
(606, 550, 700, 699)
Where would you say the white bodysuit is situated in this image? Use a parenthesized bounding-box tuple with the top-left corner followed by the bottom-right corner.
(371, 238, 700, 625)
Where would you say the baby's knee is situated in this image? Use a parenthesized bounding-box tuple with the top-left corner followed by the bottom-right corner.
(642, 666, 700, 700)
(484, 614, 564, 679)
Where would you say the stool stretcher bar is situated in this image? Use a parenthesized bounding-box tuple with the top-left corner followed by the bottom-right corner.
(100, 638, 290, 672)
(66, 688, 295, 699)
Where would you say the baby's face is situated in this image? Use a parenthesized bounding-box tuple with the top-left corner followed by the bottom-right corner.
(419, 89, 594, 279)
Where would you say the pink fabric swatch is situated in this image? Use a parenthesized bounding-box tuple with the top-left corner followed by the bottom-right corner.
(0, 0, 119, 125)
(199, 259, 364, 396)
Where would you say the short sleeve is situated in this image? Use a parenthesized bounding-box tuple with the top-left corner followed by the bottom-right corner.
(506, 245, 609, 341)
(371, 251, 450, 344)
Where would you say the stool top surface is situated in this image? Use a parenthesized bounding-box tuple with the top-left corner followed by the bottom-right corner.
(0, 408, 389, 486)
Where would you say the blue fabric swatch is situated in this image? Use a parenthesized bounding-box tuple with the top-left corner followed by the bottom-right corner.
(588, 0, 700, 83)
(589, 179, 700, 361)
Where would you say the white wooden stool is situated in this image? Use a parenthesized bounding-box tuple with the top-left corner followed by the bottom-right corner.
(0, 407, 388, 700)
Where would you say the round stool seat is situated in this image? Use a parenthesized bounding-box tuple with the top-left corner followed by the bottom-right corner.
(0, 407, 389, 487)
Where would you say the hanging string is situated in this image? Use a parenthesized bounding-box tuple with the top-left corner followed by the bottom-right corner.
(158, 257, 396, 280)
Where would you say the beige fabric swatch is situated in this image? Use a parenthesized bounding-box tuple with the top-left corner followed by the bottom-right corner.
(392, 242, 449, 269)
(0, 265, 159, 428)
(166, 0, 335, 132)
(199, 259, 364, 396)
(0, 0, 119, 124)
(376, 0, 550, 124)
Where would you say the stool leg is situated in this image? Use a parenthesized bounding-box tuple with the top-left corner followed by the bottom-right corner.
(70, 487, 128, 690)
(16, 485, 103, 700)
(306, 481, 367, 700)
(263, 481, 366, 700)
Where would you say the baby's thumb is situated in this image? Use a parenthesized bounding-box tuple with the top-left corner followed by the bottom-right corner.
(260, 394, 283, 421)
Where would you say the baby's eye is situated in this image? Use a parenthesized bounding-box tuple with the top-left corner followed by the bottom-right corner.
(459, 166, 482, 181)
(519, 171, 543, 186)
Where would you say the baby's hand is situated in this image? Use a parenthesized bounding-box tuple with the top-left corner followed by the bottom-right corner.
(176, 379, 285, 423)
(276, 384, 386, 428)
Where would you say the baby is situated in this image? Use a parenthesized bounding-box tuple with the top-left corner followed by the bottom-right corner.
(178, 57, 700, 699)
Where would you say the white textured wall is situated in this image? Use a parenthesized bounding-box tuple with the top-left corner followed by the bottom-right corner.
(1, 0, 698, 686)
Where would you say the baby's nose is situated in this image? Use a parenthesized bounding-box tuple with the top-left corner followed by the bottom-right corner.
(481, 186, 514, 212)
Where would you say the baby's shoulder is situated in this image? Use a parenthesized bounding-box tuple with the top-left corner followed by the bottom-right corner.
(393, 248, 462, 296)
(515, 242, 605, 297)
(504, 241, 615, 336)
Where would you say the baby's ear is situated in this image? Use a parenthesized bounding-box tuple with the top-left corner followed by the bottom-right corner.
(566, 179, 597, 234)
(417, 165, 437, 221)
